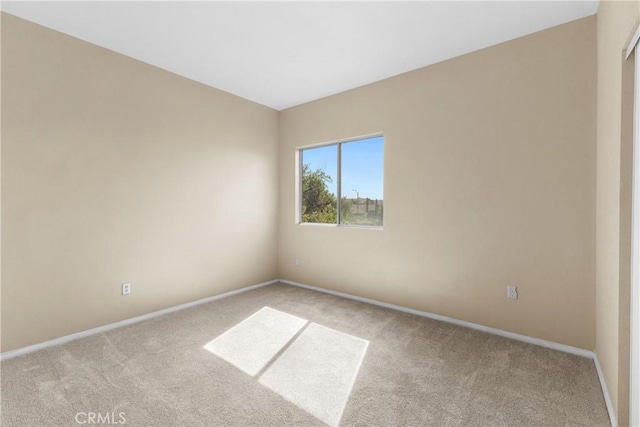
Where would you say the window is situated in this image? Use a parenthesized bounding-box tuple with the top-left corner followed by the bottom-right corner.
(299, 135, 383, 227)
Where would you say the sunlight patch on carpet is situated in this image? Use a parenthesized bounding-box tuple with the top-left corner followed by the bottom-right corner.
(258, 323, 369, 426)
(203, 307, 307, 376)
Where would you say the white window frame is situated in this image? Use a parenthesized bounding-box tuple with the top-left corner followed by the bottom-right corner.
(626, 24, 640, 427)
(296, 132, 384, 229)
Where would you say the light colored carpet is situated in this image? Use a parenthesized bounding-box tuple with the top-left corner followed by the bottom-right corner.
(203, 306, 307, 376)
(1, 283, 610, 426)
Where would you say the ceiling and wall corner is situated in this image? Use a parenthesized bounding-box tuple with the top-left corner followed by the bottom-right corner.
(0, 1, 598, 110)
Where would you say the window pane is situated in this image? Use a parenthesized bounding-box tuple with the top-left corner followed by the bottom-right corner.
(340, 136, 384, 226)
(301, 144, 338, 224)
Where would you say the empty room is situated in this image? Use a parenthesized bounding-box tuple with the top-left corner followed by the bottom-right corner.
(2, 1, 640, 426)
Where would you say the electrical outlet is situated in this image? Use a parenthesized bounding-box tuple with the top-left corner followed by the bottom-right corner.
(122, 283, 131, 296)
(295, 258, 301, 267)
(507, 285, 518, 300)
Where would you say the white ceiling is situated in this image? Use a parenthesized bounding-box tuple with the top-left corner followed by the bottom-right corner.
(1, 1, 598, 110)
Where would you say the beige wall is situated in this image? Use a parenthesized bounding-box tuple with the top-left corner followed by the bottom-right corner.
(279, 17, 596, 350)
(0, 12, 4, 355)
(1, 14, 279, 352)
(596, 1, 640, 425)
(0, 6, 606, 385)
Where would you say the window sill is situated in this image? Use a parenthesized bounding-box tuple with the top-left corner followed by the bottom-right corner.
(296, 222, 383, 231)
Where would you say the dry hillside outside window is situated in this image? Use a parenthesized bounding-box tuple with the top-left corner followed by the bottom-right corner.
(299, 135, 384, 227)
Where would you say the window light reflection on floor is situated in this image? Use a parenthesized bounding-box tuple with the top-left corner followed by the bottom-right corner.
(203, 306, 369, 426)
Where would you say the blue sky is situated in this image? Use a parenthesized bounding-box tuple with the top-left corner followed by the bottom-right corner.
(302, 136, 384, 200)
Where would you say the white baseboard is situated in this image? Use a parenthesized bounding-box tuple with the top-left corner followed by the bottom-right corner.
(279, 279, 593, 358)
(0, 279, 278, 361)
(594, 353, 618, 427)
(1, 277, 617, 427)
